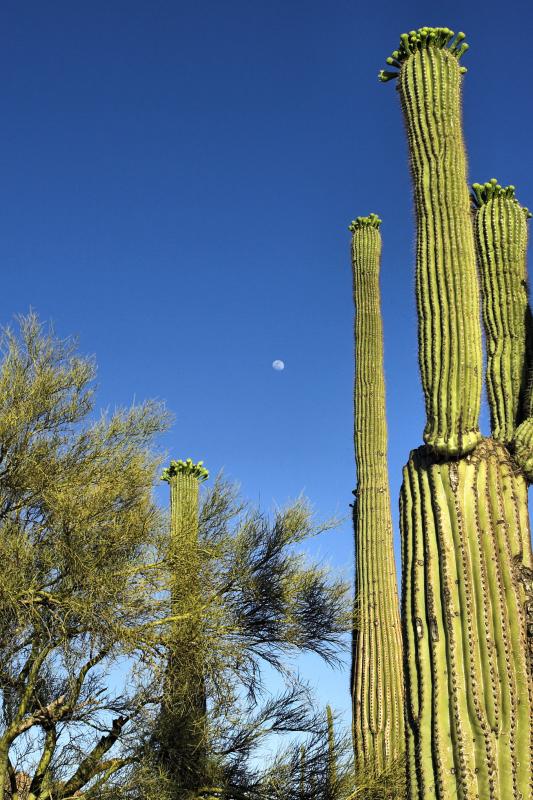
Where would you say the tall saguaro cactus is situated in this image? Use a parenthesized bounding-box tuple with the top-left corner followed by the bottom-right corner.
(350, 215, 404, 772)
(159, 458, 211, 798)
(380, 28, 533, 799)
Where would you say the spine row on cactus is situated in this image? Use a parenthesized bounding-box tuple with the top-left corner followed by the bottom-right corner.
(400, 440, 533, 800)
(350, 216, 404, 771)
(391, 30, 482, 455)
(472, 180, 531, 445)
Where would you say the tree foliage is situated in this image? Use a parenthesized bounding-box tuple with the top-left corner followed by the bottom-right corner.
(0, 314, 170, 800)
(0, 314, 352, 800)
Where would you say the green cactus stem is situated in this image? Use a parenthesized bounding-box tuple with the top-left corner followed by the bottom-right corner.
(400, 440, 533, 799)
(158, 459, 211, 796)
(350, 215, 404, 772)
(472, 180, 531, 445)
(380, 27, 482, 456)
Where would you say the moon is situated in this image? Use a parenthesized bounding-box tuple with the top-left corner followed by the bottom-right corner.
(272, 359, 285, 371)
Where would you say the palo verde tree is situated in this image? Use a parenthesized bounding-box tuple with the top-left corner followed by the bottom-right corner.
(0, 313, 171, 800)
(349, 214, 403, 772)
(0, 315, 351, 800)
(379, 27, 533, 799)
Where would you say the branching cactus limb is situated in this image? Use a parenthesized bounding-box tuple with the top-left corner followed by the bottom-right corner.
(159, 458, 212, 796)
(472, 180, 531, 445)
(380, 28, 482, 456)
(349, 215, 404, 772)
(400, 441, 533, 799)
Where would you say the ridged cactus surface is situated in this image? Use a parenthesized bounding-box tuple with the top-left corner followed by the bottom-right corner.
(401, 440, 533, 799)
(350, 214, 404, 771)
(472, 180, 531, 445)
(160, 458, 211, 795)
(381, 28, 482, 456)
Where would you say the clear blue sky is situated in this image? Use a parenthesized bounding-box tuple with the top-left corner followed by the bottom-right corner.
(2, 0, 532, 726)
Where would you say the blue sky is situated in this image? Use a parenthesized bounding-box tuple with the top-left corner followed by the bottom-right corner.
(2, 0, 532, 728)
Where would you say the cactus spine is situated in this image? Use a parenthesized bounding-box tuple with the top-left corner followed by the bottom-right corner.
(160, 458, 211, 796)
(350, 214, 404, 772)
(381, 28, 533, 798)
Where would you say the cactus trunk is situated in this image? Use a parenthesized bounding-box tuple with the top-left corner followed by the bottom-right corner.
(350, 215, 404, 771)
(400, 440, 533, 799)
(380, 27, 533, 798)
(160, 459, 210, 796)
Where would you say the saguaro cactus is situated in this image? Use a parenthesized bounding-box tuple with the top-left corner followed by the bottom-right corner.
(380, 28, 533, 799)
(350, 214, 404, 772)
(159, 458, 211, 797)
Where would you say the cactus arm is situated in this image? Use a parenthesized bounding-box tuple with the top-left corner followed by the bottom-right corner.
(472, 180, 531, 444)
(381, 28, 482, 456)
(349, 215, 404, 771)
(472, 178, 533, 480)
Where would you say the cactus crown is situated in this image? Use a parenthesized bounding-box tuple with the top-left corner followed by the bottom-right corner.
(379, 27, 469, 82)
(471, 178, 532, 218)
(348, 213, 382, 232)
(161, 458, 209, 483)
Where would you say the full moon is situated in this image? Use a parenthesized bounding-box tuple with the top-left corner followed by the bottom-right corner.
(272, 360, 285, 371)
